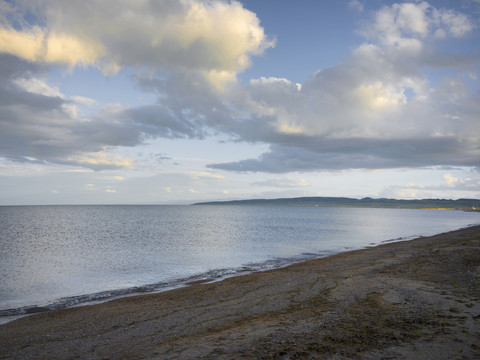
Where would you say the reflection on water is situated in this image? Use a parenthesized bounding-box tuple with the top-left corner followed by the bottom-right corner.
(0, 205, 478, 314)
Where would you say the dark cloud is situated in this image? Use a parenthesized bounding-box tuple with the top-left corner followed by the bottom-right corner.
(0, 55, 228, 169)
(131, 72, 239, 138)
(0, 54, 223, 169)
(0, 55, 146, 169)
(208, 135, 480, 173)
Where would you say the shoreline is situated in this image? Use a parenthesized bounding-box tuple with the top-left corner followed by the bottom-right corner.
(1, 225, 480, 359)
(0, 224, 468, 323)
(0, 230, 424, 322)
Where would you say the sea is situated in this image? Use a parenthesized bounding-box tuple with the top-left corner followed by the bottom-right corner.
(1, 205, 479, 323)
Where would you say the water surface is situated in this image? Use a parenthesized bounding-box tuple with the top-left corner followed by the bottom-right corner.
(1, 205, 478, 320)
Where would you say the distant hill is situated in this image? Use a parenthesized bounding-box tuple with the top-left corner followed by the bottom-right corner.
(193, 196, 480, 210)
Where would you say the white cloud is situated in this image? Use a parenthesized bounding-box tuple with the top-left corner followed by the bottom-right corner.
(208, 2, 480, 173)
(362, 2, 474, 52)
(12, 76, 63, 98)
(348, 0, 364, 13)
(444, 173, 459, 187)
(396, 188, 418, 199)
(71, 96, 97, 106)
(0, 0, 274, 86)
(442, 173, 480, 191)
(435, 9, 475, 38)
(190, 171, 225, 179)
(354, 81, 407, 112)
(68, 151, 134, 169)
(0, 26, 103, 67)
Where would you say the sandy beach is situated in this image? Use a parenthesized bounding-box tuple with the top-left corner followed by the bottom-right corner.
(1, 225, 479, 359)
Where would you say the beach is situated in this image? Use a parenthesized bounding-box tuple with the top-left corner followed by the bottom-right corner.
(1, 225, 479, 359)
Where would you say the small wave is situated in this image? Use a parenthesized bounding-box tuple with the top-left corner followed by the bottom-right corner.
(381, 235, 418, 244)
(381, 237, 403, 243)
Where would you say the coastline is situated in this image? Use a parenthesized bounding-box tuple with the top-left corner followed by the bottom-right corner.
(1, 226, 480, 359)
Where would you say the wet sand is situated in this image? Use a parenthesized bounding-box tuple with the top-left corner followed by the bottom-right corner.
(1, 225, 480, 359)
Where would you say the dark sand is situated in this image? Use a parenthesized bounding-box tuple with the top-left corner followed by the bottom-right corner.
(1, 225, 480, 359)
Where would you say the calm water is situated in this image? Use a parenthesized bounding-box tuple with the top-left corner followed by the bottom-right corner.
(1, 205, 479, 320)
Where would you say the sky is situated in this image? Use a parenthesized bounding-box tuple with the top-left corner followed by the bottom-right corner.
(0, 0, 479, 205)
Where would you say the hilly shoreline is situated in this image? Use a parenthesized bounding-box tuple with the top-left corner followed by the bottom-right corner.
(193, 196, 480, 210)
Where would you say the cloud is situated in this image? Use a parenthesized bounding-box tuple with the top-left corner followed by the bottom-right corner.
(444, 173, 459, 187)
(124, 70, 242, 140)
(66, 169, 93, 173)
(363, 2, 475, 47)
(401, 188, 420, 198)
(348, 0, 364, 13)
(252, 177, 310, 188)
(71, 96, 97, 106)
(0, 54, 144, 170)
(0, 26, 103, 66)
(12, 76, 63, 97)
(0, 1, 478, 176)
(0, 0, 273, 84)
(190, 171, 225, 179)
(207, 2, 480, 173)
(443, 173, 480, 190)
(0, 51, 230, 170)
(381, 171, 480, 199)
(67, 151, 134, 170)
(209, 135, 480, 173)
